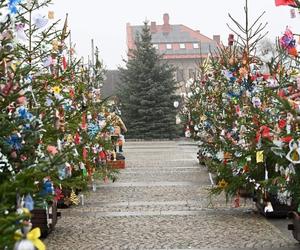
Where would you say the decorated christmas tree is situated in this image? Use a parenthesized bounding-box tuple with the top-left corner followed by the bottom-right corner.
(0, 0, 118, 248)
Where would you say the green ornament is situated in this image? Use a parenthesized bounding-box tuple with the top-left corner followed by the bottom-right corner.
(82, 168, 87, 177)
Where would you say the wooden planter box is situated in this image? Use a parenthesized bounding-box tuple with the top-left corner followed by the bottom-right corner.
(288, 211, 300, 242)
(238, 189, 253, 199)
(107, 160, 125, 169)
(31, 202, 60, 238)
(254, 194, 294, 218)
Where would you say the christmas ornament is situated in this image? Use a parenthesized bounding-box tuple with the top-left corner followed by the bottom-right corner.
(48, 11, 54, 19)
(286, 139, 300, 164)
(40, 177, 54, 196)
(275, 0, 296, 7)
(33, 14, 48, 29)
(256, 151, 264, 163)
(264, 202, 274, 213)
(70, 189, 79, 205)
(6, 133, 22, 151)
(24, 194, 34, 211)
(14, 239, 35, 250)
(54, 188, 64, 201)
(47, 145, 58, 155)
(217, 179, 228, 189)
(15, 23, 27, 42)
(8, 0, 22, 14)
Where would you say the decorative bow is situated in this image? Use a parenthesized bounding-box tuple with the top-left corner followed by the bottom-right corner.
(26, 228, 46, 250)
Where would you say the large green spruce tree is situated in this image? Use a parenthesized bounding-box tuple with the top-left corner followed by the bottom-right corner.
(118, 22, 178, 139)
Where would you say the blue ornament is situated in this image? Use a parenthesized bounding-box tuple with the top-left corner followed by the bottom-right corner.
(88, 122, 100, 138)
(58, 165, 66, 180)
(24, 194, 34, 211)
(40, 179, 54, 196)
(8, 0, 22, 14)
(6, 134, 22, 151)
(17, 106, 33, 121)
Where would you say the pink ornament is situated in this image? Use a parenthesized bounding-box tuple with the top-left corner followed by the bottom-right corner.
(47, 145, 58, 155)
(20, 155, 27, 161)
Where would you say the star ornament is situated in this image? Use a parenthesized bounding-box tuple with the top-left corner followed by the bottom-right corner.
(52, 86, 61, 94)
(218, 179, 228, 189)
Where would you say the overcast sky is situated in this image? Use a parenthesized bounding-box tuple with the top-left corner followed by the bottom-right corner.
(51, 0, 299, 69)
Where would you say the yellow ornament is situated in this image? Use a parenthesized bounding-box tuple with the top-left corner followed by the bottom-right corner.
(218, 179, 228, 189)
(52, 40, 59, 52)
(70, 189, 79, 205)
(48, 11, 54, 19)
(52, 86, 61, 94)
(256, 151, 264, 163)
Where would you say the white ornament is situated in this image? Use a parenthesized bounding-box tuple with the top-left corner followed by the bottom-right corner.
(173, 101, 179, 108)
(14, 239, 35, 250)
(264, 202, 274, 213)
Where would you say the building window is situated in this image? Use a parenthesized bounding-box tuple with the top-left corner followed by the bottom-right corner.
(153, 44, 159, 49)
(166, 44, 172, 49)
(177, 69, 184, 82)
(179, 43, 185, 49)
(193, 43, 199, 49)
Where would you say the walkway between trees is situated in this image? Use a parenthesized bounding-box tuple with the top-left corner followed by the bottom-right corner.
(45, 140, 298, 249)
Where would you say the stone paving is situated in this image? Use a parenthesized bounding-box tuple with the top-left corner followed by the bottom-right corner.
(45, 140, 300, 249)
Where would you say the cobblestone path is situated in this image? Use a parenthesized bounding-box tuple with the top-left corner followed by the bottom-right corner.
(45, 140, 299, 249)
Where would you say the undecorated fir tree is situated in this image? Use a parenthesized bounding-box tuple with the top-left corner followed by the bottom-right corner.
(118, 22, 178, 139)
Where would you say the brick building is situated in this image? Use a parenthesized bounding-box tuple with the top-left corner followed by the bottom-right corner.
(126, 13, 220, 86)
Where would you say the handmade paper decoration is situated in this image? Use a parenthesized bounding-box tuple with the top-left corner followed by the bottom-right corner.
(280, 28, 298, 57)
(33, 14, 48, 29)
(24, 194, 34, 211)
(256, 151, 264, 163)
(8, 0, 22, 14)
(217, 179, 228, 189)
(54, 188, 64, 201)
(48, 11, 54, 19)
(228, 34, 234, 46)
(286, 139, 300, 164)
(70, 189, 79, 205)
(275, 0, 296, 6)
(15, 23, 27, 42)
(6, 134, 22, 151)
(47, 145, 58, 155)
(264, 202, 274, 213)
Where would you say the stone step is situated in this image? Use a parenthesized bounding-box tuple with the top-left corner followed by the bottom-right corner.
(96, 181, 209, 188)
(60, 207, 254, 218)
(45, 212, 294, 249)
(60, 199, 254, 215)
(118, 172, 206, 183)
(122, 166, 202, 172)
